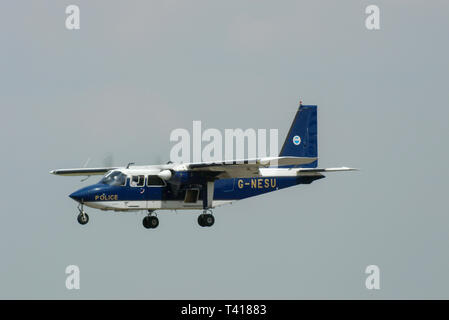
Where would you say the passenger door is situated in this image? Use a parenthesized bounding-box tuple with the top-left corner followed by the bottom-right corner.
(146, 175, 166, 209)
(125, 175, 146, 209)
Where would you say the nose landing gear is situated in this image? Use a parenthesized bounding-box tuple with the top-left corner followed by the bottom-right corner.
(77, 203, 89, 225)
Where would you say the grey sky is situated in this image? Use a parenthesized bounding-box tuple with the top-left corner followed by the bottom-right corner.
(1, 0, 449, 299)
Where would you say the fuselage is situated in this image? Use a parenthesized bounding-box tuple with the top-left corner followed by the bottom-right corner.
(69, 168, 324, 212)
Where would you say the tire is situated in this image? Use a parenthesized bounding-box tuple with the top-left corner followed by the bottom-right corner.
(77, 213, 89, 225)
(198, 215, 205, 227)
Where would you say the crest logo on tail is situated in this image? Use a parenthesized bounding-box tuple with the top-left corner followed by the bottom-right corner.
(292, 135, 301, 145)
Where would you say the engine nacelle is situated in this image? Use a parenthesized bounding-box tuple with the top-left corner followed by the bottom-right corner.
(158, 169, 173, 180)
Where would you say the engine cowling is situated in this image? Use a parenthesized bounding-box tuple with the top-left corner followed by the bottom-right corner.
(157, 169, 173, 180)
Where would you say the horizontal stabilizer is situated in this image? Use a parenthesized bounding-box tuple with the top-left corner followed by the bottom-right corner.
(297, 167, 358, 176)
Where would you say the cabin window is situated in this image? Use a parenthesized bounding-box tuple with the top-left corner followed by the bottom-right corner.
(147, 175, 166, 186)
(130, 175, 145, 187)
(100, 171, 127, 186)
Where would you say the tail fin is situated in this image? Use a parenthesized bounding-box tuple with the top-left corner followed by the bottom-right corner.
(279, 104, 318, 168)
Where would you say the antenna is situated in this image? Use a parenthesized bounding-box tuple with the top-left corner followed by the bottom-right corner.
(126, 162, 135, 169)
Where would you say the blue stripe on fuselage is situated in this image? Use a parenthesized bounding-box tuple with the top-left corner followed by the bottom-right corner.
(214, 176, 323, 200)
(69, 176, 324, 203)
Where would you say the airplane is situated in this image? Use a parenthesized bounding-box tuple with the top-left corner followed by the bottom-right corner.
(50, 103, 356, 229)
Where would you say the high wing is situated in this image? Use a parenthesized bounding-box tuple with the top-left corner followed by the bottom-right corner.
(50, 167, 118, 176)
(180, 156, 318, 178)
(49, 158, 355, 180)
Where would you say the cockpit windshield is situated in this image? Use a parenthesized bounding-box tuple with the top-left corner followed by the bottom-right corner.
(100, 171, 127, 186)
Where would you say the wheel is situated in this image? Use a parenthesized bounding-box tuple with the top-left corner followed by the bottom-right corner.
(143, 216, 159, 229)
(204, 214, 215, 227)
(77, 213, 89, 225)
(198, 214, 214, 227)
(149, 216, 159, 228)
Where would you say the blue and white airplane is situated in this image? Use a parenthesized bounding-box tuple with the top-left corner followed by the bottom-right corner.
(51, 104, 355, 229)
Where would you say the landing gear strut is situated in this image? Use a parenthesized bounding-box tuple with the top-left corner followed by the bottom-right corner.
(77, 203, 89, 225)
(198, 181, 215, 227)
(143, 210, 159, 229)
(198, 210, 215, 227)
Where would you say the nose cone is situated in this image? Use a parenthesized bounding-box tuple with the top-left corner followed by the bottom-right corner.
(69, 187, 91, 202)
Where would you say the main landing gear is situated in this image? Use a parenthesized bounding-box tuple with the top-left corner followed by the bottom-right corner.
(198, 181, 215, 227)
(198, 210, 215, 227)
(143, 210, 159, 229)
(77, 203, 89, 225)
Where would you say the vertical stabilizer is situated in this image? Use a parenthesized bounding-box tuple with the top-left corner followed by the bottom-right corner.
(279, 105, 318, 168)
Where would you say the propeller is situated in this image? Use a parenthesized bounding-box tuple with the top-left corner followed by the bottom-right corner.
(103, 152, 114, 167)
(80, 157, 92, 182)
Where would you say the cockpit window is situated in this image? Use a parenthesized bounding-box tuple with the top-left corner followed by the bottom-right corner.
(100, 171, 127, 186)
(130, 175, 145, 187)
